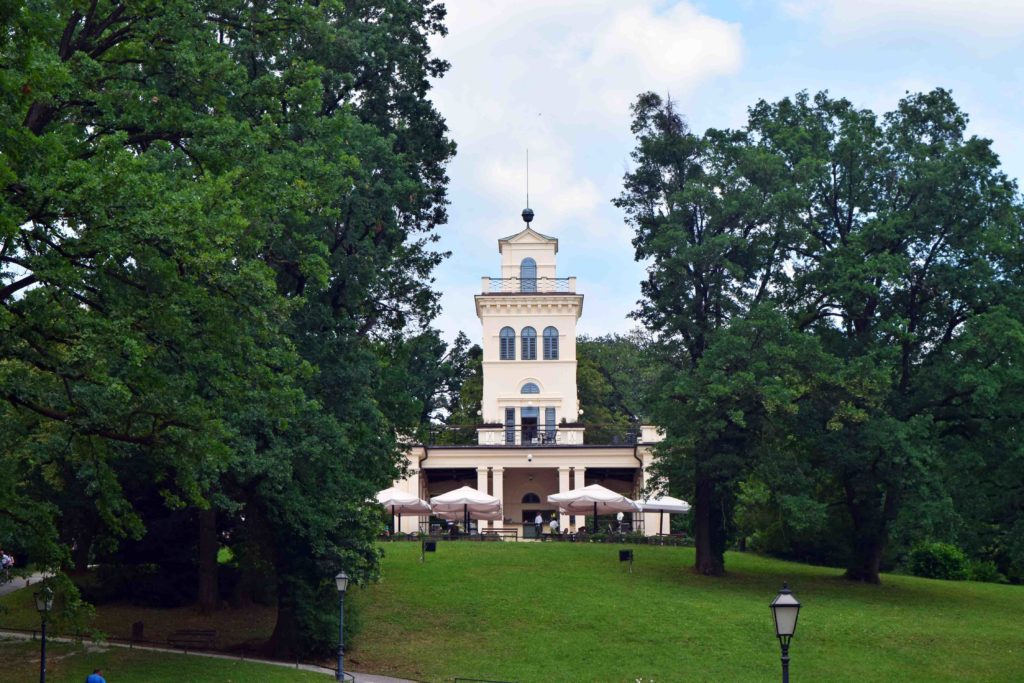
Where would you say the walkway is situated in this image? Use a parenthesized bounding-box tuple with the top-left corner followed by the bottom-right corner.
(0, 629, 419, 682)
(0, 573, 45, 597)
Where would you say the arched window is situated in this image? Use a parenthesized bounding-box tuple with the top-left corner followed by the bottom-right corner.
(520, 257, 537, 292)
(521, 326, 537, 359)
(521, 382, 540, 394)
(522, 493, 541, 504)
(543, 326, 559, 360)
(499, 327, 516, 360)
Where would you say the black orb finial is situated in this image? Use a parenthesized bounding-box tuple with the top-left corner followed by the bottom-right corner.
(522, 207, 534, 224)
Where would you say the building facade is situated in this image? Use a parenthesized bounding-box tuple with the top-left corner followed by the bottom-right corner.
(392, 211, 663, 536)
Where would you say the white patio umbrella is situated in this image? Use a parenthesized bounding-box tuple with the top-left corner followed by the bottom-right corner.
(638, 495, 691, 535)
(430, 486, 502, 533)
(433, 507, 504, 521)
(377, 487, 431, 534)
(547, 484, 641, 533)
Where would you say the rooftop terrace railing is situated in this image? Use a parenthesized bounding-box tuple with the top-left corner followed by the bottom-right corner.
(426, 424, 639, 447)
(481, 277, 575, 294)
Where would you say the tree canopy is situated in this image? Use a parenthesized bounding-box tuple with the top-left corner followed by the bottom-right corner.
(1, 0, 453, 654)
(619, 90, 1024, 583)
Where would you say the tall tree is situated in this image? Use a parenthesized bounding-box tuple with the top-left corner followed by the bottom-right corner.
(745, 90, 1024, 582)
(1, 0, 453, 654)
(619, 89, 1024, 584)
(615, 94, 794, 575)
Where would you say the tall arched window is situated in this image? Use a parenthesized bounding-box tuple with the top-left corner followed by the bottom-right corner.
(520, 257, 537, 292)
(543, 326, 559, 360)
(521, 382, 540, 394)
(499, 327, 516, 360)
(521, 326, 537, 359)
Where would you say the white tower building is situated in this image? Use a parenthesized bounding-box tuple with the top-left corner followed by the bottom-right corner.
(392, 209, 665, 537)
(477, 222, 583, 437)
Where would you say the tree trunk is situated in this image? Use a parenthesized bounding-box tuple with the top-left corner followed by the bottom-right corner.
(845, 534, 885, 584)
(842, 484, 891, 584)
(198, 507, 218, 613)
(71, 533, 92, 575)
(266, 576, 301, 658)
(693, 475, 725, 575)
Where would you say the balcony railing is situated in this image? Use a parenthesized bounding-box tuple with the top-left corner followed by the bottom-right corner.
(482, 277, 575, 294)
(426, 424, 639, 447)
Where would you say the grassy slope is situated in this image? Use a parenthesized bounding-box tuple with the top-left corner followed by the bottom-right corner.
(347, 542, 1023, 683)
(0, 639, 326, 682)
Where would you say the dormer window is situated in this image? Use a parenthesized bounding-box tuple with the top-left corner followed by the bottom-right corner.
(521, 327, 537, 359)
(520, 257, 537, 292)
(500, 327, 516, 360)
(543, 327, 559, 360)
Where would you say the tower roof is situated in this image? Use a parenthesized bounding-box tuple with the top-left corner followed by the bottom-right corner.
(497, 226, 559, 254)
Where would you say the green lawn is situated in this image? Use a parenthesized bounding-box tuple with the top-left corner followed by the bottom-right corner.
(345, 542, 1024, 683)
(0, 639, 327, 682)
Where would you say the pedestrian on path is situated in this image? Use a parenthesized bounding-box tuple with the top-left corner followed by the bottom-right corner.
(534, 512, 543, 539)
(86, 668, 107, 683)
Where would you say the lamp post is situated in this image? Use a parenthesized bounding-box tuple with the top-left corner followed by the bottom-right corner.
(335, 571, 349, 682)
(769, 583, 801, 683)
(34, 585, 54, 683)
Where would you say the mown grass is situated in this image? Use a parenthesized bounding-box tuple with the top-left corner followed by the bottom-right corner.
(346, 542, 1023, 683)
(0, 638, 326, 682)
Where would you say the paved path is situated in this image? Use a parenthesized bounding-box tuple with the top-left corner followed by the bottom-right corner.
(0, 627, 419, 682)
(0, 573, 45, 597)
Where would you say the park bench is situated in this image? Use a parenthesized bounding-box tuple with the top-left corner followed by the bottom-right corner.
(480, 527, 518, 541)
(167, 629, 216, 650)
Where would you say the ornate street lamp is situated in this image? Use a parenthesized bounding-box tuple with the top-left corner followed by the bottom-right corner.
(335, 571, 349, 682)
(34, 585, 54, 683)
(770, 583, 801, 683)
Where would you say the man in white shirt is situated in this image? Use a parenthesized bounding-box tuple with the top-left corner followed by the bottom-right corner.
(534, 512, 543, 539)
(549, 517, 559, 536)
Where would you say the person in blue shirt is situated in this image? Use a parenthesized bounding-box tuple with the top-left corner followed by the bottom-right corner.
(85, 669, 106, 683)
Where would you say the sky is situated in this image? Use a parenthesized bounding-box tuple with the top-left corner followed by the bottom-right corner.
(424, 0, 1024, 343)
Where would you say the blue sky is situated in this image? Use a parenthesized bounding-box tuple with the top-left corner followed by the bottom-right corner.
(425, 0, 1024, 343)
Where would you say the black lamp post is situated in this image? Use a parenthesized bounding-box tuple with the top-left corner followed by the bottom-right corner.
(335, 571, 349, 682)
(769, 583, 801, 683)
(34, 585, 53, 683)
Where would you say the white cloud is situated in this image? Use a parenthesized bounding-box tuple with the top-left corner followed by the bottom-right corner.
(426, 2, 744, 342)
(784, 0, 1024, 48)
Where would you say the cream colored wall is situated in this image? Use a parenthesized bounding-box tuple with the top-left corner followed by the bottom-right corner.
(502, 467, 559, 528)
(499, 238, 558, 280)
(477, 297, 582, 423)
(395, 447, 424, 534)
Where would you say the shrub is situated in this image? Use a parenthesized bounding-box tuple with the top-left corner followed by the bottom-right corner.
(968, 559, 1006, 584)
(907, 542, 968, 581)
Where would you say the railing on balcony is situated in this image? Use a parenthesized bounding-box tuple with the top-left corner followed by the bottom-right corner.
(426, 424, 639, 447)
(482, 277, 575, 294)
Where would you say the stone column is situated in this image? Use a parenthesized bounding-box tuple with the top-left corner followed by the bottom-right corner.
(401, 450, 421, 534)
(572, 466, 586, 530)
(477, 466, 489, 532)
(558, 467, 572, 533)
(492, 467, 505, 530)
(639, 448, 658, 537)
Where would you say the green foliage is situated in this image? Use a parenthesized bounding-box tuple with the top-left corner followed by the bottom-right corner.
(1, 0, 453, 656)
(907, 542, 969, 581)
(576, 331, 651, 441)
(619, 89, 1024, 583)
(967, 559, 1006, 584)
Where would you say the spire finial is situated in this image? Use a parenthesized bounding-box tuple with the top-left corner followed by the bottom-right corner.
(522, 148, 534, 224)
